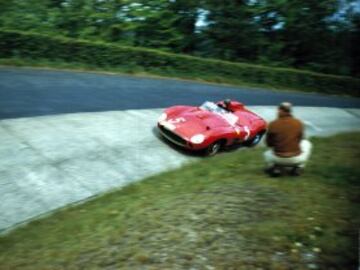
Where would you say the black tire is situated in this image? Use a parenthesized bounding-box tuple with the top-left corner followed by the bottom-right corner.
(243, 132, 264, 147)
(205, 141, 222, 156)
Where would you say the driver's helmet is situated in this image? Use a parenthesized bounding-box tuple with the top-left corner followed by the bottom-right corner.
(222, 99, 244, 112)
(224, 99, 231, 108)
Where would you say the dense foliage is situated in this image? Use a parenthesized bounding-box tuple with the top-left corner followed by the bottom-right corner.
(1, 29, 359, 96)
(0, 0, 359, 77)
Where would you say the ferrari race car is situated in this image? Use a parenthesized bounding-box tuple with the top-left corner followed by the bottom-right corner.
(157, 99, 267, 155)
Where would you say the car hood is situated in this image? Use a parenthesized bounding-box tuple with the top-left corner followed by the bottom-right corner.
(166, 108, 231, 138)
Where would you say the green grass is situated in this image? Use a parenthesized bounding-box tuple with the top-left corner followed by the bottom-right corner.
(0, 133, 359, 270)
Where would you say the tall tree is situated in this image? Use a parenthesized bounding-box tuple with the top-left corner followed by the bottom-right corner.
(349, 12, 360, 76)
(248, 0, 287, 65)
(168, 0, 199, 53)
(0, 0, 54, 32)
(118, 0, 198, 52)
(199, 0, 262, 61)
(277, 0, 339, 68)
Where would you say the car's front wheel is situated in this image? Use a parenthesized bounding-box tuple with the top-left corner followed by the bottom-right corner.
(205, 141, 222, 156)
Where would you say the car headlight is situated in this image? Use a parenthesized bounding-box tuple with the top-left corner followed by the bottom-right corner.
(158, 113, 167, 122)
(190, 134, 205, 144)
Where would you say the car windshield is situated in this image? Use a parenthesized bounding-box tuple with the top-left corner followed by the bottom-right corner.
(200, 101, 238, 126)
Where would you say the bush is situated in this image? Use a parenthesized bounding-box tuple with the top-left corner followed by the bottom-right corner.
(0, 28, 359, 96)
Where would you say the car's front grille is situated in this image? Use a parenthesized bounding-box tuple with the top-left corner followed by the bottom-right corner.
(159, 125, 187, 146)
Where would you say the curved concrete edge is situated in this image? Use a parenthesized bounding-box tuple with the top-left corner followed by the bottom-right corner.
(0, 107, 359, 233)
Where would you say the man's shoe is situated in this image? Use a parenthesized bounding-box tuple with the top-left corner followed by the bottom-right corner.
(264, 166, 282, 177)
(290, 166, 303, 176)
(271, 166, 282, 177)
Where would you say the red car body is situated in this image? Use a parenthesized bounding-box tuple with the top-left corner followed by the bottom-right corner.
(157, 100, 267, 155)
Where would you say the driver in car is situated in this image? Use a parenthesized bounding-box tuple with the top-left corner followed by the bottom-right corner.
(218, 99, 233, 112)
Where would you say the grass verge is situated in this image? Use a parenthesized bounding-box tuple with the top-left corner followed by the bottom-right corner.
(0, 133, 359, 270)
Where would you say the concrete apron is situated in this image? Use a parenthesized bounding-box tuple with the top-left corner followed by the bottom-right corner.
(0, 107, 359, 233)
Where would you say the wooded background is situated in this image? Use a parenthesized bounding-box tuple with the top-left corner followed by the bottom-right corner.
(0, 0, 359, 77)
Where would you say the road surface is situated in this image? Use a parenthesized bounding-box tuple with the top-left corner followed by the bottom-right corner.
(1, 67, 359, 120)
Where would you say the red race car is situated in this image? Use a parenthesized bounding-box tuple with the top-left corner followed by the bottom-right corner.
(157, 99, 267, 155)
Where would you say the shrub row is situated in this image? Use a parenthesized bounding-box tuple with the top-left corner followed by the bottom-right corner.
(0, 29, 359, 96)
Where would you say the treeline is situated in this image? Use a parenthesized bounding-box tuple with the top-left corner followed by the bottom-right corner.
(1, 29, 359, 96)
(0, 0, 359, 77)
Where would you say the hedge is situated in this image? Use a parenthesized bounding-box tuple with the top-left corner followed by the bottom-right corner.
(0, 29, 359, 96)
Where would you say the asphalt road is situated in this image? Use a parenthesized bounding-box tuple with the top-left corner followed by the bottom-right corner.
(0, 67, 359, 119)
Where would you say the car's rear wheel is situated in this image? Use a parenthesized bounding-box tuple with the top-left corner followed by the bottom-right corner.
(243, 132, 264, 147)
(205, 141, 222, 156)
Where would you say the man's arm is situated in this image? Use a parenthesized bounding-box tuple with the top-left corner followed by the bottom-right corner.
(266, 122, 275, 147)
(298, 120, 304, 141)
(266, 132, 275, 147)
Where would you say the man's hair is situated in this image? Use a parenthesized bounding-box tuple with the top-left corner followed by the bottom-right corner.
(278, 102, 292, 113)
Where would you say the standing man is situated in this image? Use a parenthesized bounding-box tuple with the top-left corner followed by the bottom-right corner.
(264, 102, 312, 176)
